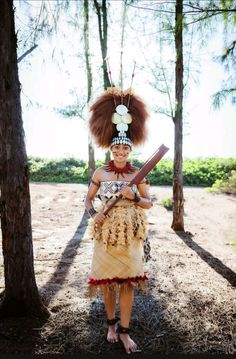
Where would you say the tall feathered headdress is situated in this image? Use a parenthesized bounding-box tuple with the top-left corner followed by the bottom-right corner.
(89, 60, 149, 149)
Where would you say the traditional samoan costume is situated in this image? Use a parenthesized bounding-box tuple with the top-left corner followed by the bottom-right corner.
(87, 85, 150, 297)
(87, 180, 148, 296)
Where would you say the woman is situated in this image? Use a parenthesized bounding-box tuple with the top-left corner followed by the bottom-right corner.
(85, 87, 152, 354)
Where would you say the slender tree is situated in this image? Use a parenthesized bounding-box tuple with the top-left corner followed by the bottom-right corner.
(124, 1, 186, 230)
(84, 0, 95, 181)
(171, 0, 184, 231)
(0, 0, 49, 317)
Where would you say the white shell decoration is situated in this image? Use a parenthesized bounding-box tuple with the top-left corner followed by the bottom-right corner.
(122, 113, 132, 124)
(116, 104, 128, 115)
(112, 113, 122, 124)
(117, 123, 128, 132)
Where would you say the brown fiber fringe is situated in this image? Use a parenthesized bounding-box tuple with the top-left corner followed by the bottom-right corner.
(88, 278, 148, 298)
(87, 200, 148, 249)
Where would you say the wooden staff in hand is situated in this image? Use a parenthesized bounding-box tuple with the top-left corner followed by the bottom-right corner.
(103, 144, 169, 215)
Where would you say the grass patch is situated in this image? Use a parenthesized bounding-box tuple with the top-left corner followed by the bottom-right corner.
(160, 197, 173, 211)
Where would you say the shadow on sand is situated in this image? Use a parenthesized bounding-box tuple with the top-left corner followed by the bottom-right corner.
(176, 231, 236, 288)
(40, 210, 89, 306)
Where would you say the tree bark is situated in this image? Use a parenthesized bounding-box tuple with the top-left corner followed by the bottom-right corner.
(0, 0, 49, 318)
(171, 0, 185, 231)
(84, 0, 95, 181)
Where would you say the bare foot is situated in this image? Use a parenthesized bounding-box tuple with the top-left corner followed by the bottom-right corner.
(119, 333, 139, 354)
(107, 324, 119, 343)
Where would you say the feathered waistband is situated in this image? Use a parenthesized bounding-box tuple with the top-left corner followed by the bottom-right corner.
(88, 202, 148, 248)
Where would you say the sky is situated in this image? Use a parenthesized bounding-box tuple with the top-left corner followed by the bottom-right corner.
(16, 1, 236, 161)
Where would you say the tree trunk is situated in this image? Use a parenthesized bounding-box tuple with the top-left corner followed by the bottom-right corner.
(88, 138, 95, 180)
(171, 0, 185, 231)
(0, 0, 49, 318)
(84, 0, 95, 181)
(94, 0, 111, 162)
(94, 0, 111, 89)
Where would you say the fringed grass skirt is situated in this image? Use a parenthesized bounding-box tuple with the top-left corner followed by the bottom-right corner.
(87, 200, 148, 297)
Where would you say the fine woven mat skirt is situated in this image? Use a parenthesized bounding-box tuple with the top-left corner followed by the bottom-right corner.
(87, 199, 148, 296)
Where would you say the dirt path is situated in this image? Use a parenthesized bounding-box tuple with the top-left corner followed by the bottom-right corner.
(0, 183, 235, 354)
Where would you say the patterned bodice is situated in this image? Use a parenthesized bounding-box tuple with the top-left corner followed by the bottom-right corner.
(98, 181, 137, 204)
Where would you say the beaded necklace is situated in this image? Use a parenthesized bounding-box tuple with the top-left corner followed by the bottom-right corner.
(104, 160, 135, 179)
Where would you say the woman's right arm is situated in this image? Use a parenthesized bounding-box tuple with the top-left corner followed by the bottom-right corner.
(85, 169, 106, 225)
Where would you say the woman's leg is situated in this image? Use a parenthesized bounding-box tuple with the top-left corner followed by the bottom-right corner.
(103, 287, 118, 343)
(118, 284, 138, 354)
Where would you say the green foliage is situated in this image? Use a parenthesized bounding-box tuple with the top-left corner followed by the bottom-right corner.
(151, 158, 228, 186)
(208, 170, 236, 195)
(182, 157, 236, 186)
(130, 157, 145, 169)
(161, 197, 173, 211)
(142, 157, 236, 187)
(28, 156, 236, 187)
(28, 156, 88, 183)
(55, 105, 83, 118)
(147, 159, 173, 185)
(212, 87, 236, 109)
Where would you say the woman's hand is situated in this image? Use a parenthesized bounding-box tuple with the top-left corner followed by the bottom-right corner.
(93, 212, 106, 225)
(120, 186, 135, 200)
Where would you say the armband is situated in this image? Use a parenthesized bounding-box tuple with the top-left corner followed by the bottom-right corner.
(90, 179, 100, 187)
(88, 207, 97, 217)
(133, 192, 141, 203)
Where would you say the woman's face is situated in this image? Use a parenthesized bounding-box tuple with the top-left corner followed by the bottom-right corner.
(110, 144, 131, 163)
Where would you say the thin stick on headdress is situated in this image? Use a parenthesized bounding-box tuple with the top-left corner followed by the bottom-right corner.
(127, 60, 136, 108)
(120, 0, 127, 98)
(120, 49, 123, 104)
(105, 57, 116, 107)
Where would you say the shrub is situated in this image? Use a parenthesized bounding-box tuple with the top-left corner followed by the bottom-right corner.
(28, 156, 236, 187)
(28, 157, 88, 183)
(208, 170, 236, 195)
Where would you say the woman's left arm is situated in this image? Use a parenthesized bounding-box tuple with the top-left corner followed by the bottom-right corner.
(135, 181, 153, 209)
(120, 179, 153, 209)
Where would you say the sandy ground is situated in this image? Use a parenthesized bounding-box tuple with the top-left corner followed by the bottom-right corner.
(0, 183, 236, 354)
